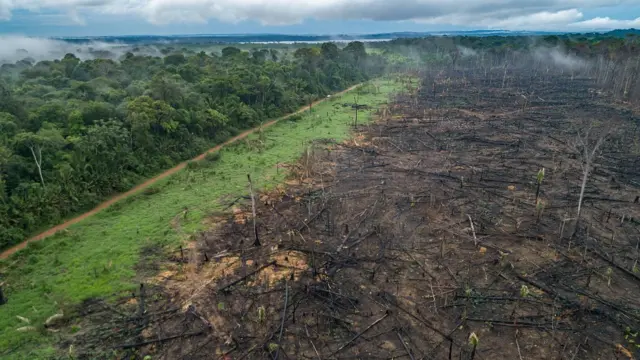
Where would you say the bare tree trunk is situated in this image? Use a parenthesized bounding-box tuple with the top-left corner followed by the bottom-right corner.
(248, 174, 260, 247)
(574, 130, 607, 236)
(0, 284, 6, 305)
(29, 146, 45, 188)
(576, 161, 590, 224)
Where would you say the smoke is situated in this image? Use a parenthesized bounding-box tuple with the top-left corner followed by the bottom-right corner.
(0, 35, 163, 64)
(456, 46, 477, 57)
(532, 46, 589, 71)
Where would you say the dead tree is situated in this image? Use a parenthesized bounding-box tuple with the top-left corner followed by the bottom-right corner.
(573, 125, 608, 236)
(248, 174, 261, 246)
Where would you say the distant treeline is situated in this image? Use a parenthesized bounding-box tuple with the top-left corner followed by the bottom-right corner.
(0, 42, 386, 250)
(52, 28, 640, 45)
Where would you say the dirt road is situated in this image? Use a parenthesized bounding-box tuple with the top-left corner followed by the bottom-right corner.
(0, 84, 361, 260)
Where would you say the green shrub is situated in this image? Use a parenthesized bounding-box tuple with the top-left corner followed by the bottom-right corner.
(205, 151, 221, 162)
(186, 160, 201, 170)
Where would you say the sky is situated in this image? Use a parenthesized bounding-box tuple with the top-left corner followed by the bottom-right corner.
(0, 1, 638, 36)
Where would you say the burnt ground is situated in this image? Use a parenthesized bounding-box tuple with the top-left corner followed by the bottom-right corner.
(72, 69, 640, 360)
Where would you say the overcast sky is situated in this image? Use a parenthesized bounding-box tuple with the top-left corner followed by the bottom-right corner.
(0, 0, 639, 36)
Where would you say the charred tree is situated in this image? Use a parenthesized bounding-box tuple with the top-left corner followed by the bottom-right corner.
(573, 125, 608, 237)
(248, 174, 261, 247)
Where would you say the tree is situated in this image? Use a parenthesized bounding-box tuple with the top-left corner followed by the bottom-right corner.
(269, 49, 279, 62)
(321, 42, 340, 60)
(256, 75, 272, 106)
(164, 53, 187, 66)
(74, 120, 132, 191)
(294, 47, 321, 62)
(0, 113, 18, 142)
(126, 96, 179, 137)
(222, 47, 242, 58)
(252, 49, 269, 63)
(149, 72, 182, 105)
(343, 41, 367, 63)
(60, 53, 80, 77)
(572, 123, 608, 236)
(13, 126, 64, 188)
(0, 145, 11, 198)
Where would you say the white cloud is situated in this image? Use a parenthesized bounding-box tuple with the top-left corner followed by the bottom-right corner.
(67, 9, 86, 25)
(0, 0, 638, 30)
(491, 9, 584, 30)
(0, 0, 13, 20)
(415, 9, 585, 30)
(569, 16, 640, 30)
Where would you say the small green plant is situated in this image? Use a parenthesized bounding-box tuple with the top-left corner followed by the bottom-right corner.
(465, 286, 472, 297)
(469, 332, 479, 360)
(217, 302, 225, 311)
(512, 285, 529, 325)
(257, 306, 266, 323)
(624, 327, 640, 350)
(499, 251, 509, 267)
(535, 198, 546, 222)
(268, 343, 279, 353)
(606, 267, 613, 287)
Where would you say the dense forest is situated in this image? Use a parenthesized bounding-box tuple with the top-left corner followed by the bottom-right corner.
(0, 41, 386, 250)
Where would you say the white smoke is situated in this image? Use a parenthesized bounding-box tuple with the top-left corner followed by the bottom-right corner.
(456, 45, 477, 57)
(532, 47, 589, 70)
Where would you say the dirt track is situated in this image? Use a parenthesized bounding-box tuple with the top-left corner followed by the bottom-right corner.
(0, 84, 362, 260)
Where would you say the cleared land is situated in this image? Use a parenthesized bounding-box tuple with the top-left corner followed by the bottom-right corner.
(74, 68, 640, 359)
(0, 77, 407, 359)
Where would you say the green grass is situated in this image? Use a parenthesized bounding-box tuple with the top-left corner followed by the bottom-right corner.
(0, 77, 406, 359)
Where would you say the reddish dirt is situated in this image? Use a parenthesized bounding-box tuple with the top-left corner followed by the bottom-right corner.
(0, 84, 361, 260)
